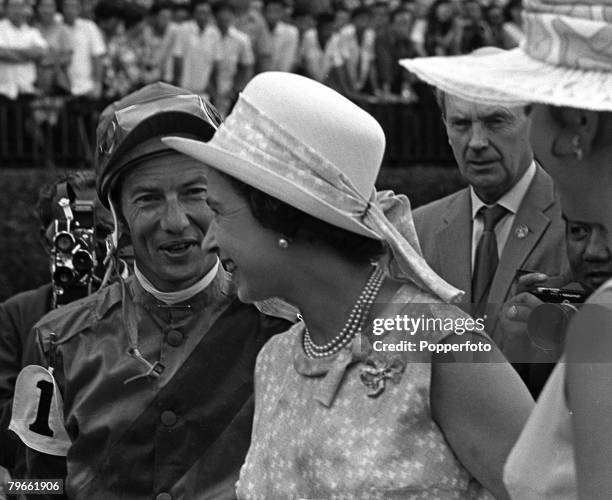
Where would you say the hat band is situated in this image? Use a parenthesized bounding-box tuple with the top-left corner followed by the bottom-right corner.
(523, 0, 612, 71)
(215, 96, 370, 218)
(210, 95, 463, 303)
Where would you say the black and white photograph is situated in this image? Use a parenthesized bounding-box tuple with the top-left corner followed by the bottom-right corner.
(0, 0, 610, 498)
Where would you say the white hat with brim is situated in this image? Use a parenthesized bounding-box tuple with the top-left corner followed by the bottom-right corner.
(162, 137, 381, 240)
(163, 72, 385, 239)
(400, 0, 612, 112)
(163, 72, 464, 303)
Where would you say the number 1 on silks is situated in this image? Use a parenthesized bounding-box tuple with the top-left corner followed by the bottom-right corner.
(9, 364, 71, 456)
(29, 379, 55, 437)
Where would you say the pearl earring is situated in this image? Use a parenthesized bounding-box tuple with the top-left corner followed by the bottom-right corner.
(572, 135, 584, 161)
(278, 237, 289, 249)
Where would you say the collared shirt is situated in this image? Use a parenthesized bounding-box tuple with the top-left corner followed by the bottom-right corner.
(0, 19, 48, 99)
(214, 25, 254, 97)
(270, 21, 299, 72)
(234, 8, 272, 72)
(300, 28, 343, 83)
(134, 257, 220, 304)
(150, 21, 181, 82)
(65, 18, 105, 95)
(470, 160, 536, 270)
(175, 21, 220, 93)
(337, 24, 376, 92)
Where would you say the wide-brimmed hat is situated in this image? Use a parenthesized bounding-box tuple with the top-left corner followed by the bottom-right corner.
(96, 82, 221, 207)
(164, 72, 462, 303)
(399, 0, 612, 112)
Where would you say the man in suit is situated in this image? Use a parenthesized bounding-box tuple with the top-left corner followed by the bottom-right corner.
(413, 91, 568, 389)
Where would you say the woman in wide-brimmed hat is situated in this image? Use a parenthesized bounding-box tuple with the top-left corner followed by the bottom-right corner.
(163, 71, 533, 499)
(402, 0, 612, 497)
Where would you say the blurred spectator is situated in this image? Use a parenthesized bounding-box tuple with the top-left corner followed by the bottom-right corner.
(337, 5, 376, 94)
(375, 5, 418, 100)
(502, 0, 523, 48)
(485, 3, 505, 48)
(80, 0, 95, 19)
(300, 11, 348, 90)
(291, 2, 314, 39)
(63, 0, 105, 98)
(333, 3, 350, 30)
(29, 0, 71, 143)
(34, 0, 72, 96)
(342, 0, 359, 10)
(123, 3, 161, 86)
(0, 0, 48, 100)
(173, 0, 218, 95)
(424, 0, 454, 55)
(371, 0, 389, 32)
(134, 0, 154, 11)
(232, 0, 273, 73)
(211, 0, 254, 116)
(451, 0, 493, 54)
(94, 0, 122, 39)
(100, 2, 142, 99)
(263, 0, 298, 72)
(409, 0, 430, 56)
(147, 1, 180, 82)
(294, 0, 331, 17)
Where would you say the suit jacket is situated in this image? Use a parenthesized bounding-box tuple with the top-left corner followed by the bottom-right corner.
(413, 164, 569, 355)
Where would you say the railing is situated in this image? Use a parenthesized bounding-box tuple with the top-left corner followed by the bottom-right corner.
(0, 96, 454, 168)
(0, 96, 101, 168)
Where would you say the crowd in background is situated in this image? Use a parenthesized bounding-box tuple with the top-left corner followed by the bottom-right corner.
(0, 0, 524, 120)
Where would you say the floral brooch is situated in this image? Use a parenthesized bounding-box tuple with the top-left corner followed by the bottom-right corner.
(359, 356, 405, 397)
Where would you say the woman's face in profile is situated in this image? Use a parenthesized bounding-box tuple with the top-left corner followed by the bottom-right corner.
(204, 168, 286, 303)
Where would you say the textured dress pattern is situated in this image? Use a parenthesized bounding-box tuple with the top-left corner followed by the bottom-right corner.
(237, 285, 491, 500)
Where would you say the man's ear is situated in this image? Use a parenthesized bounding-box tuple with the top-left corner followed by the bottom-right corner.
(551, 107, 599, 159)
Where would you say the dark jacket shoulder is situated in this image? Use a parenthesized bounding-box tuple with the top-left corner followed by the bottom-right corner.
(32, 281, 122, 353)
(0, 284, 53, 338)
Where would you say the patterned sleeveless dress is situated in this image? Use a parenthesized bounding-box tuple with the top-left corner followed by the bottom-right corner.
(237, 284, 493, 499)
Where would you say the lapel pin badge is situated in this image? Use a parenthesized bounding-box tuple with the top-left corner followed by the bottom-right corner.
(515, 224, 529, 239)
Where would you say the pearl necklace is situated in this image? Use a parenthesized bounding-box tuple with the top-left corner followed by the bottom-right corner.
(302, 265, 385, 358)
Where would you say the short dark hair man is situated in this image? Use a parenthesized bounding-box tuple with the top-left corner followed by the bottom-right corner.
(13, 83, 291, 499)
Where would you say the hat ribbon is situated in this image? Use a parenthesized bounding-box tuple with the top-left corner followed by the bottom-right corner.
(213, 96, 463, 303)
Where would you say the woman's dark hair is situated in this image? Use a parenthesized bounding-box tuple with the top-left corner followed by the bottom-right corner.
(226, 174, 385, 264)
